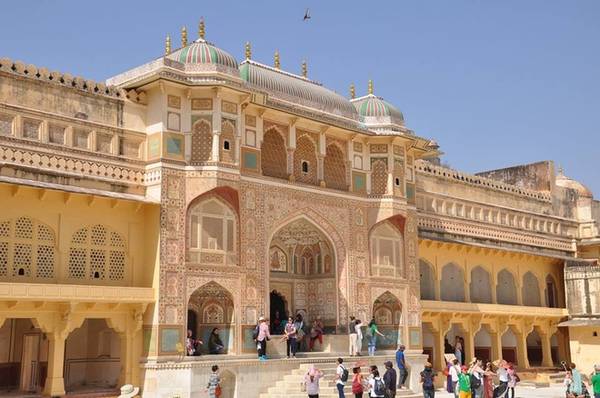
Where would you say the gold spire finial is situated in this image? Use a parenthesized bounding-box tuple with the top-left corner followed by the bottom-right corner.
(245, 42, 252, 60)
(301, 60, 307, 77)
(181, 26, 188, 47)
(274, 50, 280, 69)
(198, 17, 205, 40)
(368, 79, 374, 95)
(165, 35, 171, 56)
(350, 83, 356, 99)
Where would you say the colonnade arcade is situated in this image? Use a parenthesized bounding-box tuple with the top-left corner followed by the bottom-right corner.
(0, 299, 147, 396)
(422, 311, 566, 371)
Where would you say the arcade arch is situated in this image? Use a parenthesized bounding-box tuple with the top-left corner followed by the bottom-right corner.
(268, 217, 337, 331)
(372, 291, 402, 350)
(440, 263, 465, 302)
(496, 269, 518, 305)
(470, 266, 492, 304)
(545, 275, 558, 308)
(419, 260, 436, 300)
(187, 282, 235, 355)
(522, 272, 541, 307)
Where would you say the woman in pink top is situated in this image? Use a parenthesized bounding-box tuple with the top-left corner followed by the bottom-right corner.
(256, 317, 271, 360)
(304, 365, 324, 398)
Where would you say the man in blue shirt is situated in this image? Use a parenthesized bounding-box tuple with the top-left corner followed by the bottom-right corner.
(396, 344, 408, 389)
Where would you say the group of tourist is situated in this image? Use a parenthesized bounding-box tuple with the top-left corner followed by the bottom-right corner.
(563, 362, 600, 398)
(348, 316, 387, 357)
(441, 357, 519, 398)
(269, 312, 325, 355)
(253, 314, 389, 360)
(185, 327, 225, 356)
(303, 356, 408, 398)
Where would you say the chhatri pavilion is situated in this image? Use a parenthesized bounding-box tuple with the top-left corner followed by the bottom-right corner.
(0, 20, 599, 398)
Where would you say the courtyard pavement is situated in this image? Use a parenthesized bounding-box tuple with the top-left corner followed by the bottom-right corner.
(432, 385, 567, 397)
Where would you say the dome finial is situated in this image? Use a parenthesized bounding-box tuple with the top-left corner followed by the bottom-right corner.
(198, 17, 206, 40)
(558, 164, 564, 176)
(350, 83, 355, 99)
(301, 60, 307, 77)
(165, 35, 171, 56)
(245, 42, 252, 60)
(274, 50, 281, 69)
(368, 79, 374, 95)
(181, 26, 188, 47)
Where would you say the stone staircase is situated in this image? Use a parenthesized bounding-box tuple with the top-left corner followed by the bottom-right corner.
(259, 362, 421, 398)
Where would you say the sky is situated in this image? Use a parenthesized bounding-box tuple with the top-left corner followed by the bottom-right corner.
(1, 1, 598, 195)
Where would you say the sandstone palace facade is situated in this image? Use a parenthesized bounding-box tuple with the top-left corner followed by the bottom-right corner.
(0, 23, 599, 398)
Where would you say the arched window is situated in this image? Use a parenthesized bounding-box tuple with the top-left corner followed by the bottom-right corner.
(371, 159, 388, 195)
(188, 198, 237, 266)
(440, 263, 465, 302)
(545, 274, 558, 308)
(370, 221, 403, 277)
(68, 224, 127, 282)
(294, 134, 318, 185)
(220, 120, 235, 163)
(324, 143, 347, 191)
(420, 260, 436, 300)
(470, 266, 492, 303)
(191, 119, 212, 163)
(261, 127, 287, 179)
(0, 217, 56, 280)
(522, 272, 541, 307)
(496, 269, 517, 305)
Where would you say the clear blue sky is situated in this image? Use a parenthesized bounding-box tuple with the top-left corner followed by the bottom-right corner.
(1, 1, 598, 195)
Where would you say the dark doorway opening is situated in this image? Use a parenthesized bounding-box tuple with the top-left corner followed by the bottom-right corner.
(187, 309, 197, 338)
(270, 290, 287, 334)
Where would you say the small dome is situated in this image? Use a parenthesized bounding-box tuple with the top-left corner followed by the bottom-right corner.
(351, 94, 404, 126)
(167, 39, 238, 69)
(556, 170, 593, 198)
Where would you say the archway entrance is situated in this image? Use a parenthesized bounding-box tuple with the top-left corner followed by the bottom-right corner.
(268, 218, 337, 335)
(474, 327, 492, 363)
(501, 328, 518, 365)
(64, 319, 120, 394)
(188, 282, 235, 355)
(372, 291, 402, 349)
(0, 318, 49, 394)
(526, 329, 542, 366)
(445, 324, 467, 365)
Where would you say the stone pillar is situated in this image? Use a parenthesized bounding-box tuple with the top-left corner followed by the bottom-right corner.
(119, 330, 134, 386)
(491, 331, 503, 361)
(211, 91, 222, 162)
(464, 327, 475, 364)
(44, 332, 67, 396)
(491, 273, 498, 304)
(317, 155, 325, 185)
(515, 330, 530, 368)
(464, 269, 471, 303)
(541, 329, 555, 367)
(433, 327, 445, 371)
(318, 131, 326, 185)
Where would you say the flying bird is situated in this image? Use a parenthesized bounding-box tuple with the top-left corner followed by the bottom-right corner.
(303, 8, 311, 21)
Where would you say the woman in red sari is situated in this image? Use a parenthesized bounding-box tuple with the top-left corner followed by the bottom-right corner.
(483, 361, 495, 398)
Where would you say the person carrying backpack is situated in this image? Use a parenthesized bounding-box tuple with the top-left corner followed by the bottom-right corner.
(369, 368, 386, 397)
(421, 362, 436, 398)
(335, 357, 349, 398)
(352, 367, 366, 398)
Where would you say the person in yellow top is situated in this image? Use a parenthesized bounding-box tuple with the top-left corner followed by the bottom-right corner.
(457, 366, 471, 398)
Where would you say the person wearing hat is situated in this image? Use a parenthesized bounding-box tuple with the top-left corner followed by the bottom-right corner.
(383, 360, 397, 398)
(118, 384, 139, 398)
(591, 364, 600, 398)
(256, 316, 271, 360)
(420, 362, 436, 398)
